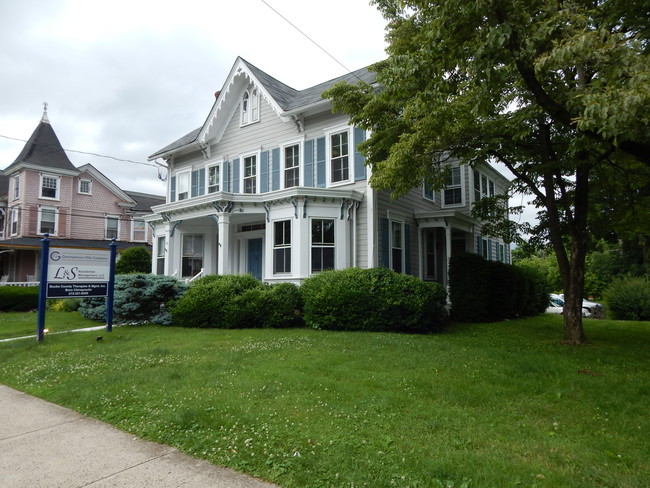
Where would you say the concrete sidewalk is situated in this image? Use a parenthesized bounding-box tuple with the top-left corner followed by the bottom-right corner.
(0, 385, 279, 488)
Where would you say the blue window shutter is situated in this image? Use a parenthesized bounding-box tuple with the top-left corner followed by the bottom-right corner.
(354, 127, 367, 181)
(488, 239, 492, 261)
(272, 148, 280, 191)
(261, 151, 269, 193)
(199, 168, 205, 195)
(381, 218, 390, 267)
(191, 170, 199, 198)
(405, 224, 411, 275)
(223, 161, 230, 192)
(170, 176, 176, 202)
(304, 139, 314, 187)
(476, 236, 482, 255)
(316, 137, 326, 188)
(232, 158, 240, 193)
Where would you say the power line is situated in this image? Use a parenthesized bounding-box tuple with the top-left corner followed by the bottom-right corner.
(0, 133, 158, 168)
(258, 0, 364, 82)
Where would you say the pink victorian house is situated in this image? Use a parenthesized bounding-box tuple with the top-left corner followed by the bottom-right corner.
(0, 110, 164, 283)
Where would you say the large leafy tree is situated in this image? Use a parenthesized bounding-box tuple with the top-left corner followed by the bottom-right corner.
(325, 0, 650, 344)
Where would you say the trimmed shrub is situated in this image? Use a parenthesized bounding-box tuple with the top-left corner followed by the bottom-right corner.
(115, 247, 152, 274)
(450, 253, 549, 322)
(603, 276, 650, 321)
(300, 267, 448, 333)
(47, 298, 81, 312)
(170, 275, 302, 329)
(0, 286, 39, 312)
(79, 274, 187, 325)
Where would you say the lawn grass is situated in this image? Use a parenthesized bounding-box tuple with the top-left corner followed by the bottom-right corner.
(0, 310, 102, 340)
(1, 314, 648, 487)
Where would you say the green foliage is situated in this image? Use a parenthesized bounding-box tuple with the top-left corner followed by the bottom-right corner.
(0, 286, 38, 312)
(450, 253, 549, 322)
(515, 252, 562, 293)
(115, 247, 152, 274)
(170, 274, 301, 329)
(47, 298, 81, 312)
(603, 276, 650, 321)
(300, 267, 447, 333)
(79, 274, 187, 325)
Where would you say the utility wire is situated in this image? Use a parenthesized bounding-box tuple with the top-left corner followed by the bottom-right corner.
(0, 133, 158, 168)
(258, 0, 364, 82)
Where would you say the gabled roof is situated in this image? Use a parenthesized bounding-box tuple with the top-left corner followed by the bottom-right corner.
(3, 113, 78, 175)
(124, 191, 166, 212)
(149, 57, 376, 160)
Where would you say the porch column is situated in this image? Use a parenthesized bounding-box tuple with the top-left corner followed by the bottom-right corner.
(445, 225, 452, 289)
(217, 213, 231, 275)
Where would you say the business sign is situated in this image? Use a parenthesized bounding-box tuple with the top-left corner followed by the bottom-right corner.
(46, 248, 111, 298)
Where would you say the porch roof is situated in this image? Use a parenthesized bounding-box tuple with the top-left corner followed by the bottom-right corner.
(414, 210, 478, 233)
(0, 237, 151, 252)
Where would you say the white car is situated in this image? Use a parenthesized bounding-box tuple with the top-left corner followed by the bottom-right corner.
(546, 294, 605, 318)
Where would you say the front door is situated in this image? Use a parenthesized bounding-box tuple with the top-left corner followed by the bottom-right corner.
(248, 238, 263, 280)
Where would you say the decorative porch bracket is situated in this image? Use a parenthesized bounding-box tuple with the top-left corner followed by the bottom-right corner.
(263, 202, 271, 222)
(290, 197, 298, 219)
(170, 220, 183, 237)
(302, 196, 308, 218)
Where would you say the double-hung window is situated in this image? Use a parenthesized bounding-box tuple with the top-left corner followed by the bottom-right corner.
(177, 172, 190, 200)
(444, 166, 463, 206)
(10, 208, 19, 235)
(330, 131, 349, 183)
(40, 175, 59, 199)
(391, 220, 404, 273)
(38, 207, 57, 235)
(105, 216, 119, 240)
(284, 144, 299, 188)
(13, 174, 20, 200)
(132, 219, 146, 241)
(156, 236, 165, 275)
(311, 219, 335, 273)
(181, 234, 203, 278)
(243, 155, 257, 193)
(208, 164, 220, 193)
(273, 220, 291, 274)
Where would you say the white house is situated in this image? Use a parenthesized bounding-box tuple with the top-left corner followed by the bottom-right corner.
(145, 57, 511, 285)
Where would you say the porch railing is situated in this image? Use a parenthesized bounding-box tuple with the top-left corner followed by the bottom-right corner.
(188, 268, 204, 283)
(0, 282, 39, 287)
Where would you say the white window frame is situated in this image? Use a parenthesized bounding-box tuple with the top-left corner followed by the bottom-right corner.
(0, 208, 5, 239)
(156, 236, 166, 275)
(442, 165, 464, 207)
(10, 207, 19, 236)
(132, 219, 146, 242)
(176, 171, 190, 200)
(78, 179, 92, 195)
(389, 219, 405, 273)
(423, 181, 435, 202)
(12, 174, 20, 200)
(282, 142, 301, 189)
(37, 206, 58, 236)
(40, 174, 60, 200)
(240, 87, 260, 126)
(310, 218, 336, 274)
(473, 169, 496, 203)
(273, 219, 292, 274)
(327, 128, 351, 185)
(105, 215, 120, 240)
(207, 161, 221, 194)
(181, 234, 204, 278)
(242, 153, 258, 194)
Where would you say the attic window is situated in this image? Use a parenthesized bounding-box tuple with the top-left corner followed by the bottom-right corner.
(241, 88, 260, 126)
(79, 179, 92, 195)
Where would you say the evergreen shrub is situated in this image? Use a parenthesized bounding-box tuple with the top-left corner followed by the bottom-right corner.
(603, 276, 650, 321)
(79, 274, 187, 325)
(170, 275, 302, 329)
(450, 253, 549, 322)
(0, 286, 39, 312)
(300, 267, 448, 333)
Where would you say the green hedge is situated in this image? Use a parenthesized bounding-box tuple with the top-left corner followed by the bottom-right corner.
(0, 286, 39, 312)
(449, 253, 549, 322)
(169, 275, 302, 329)
(79, 274, 187, 325)
(300, 267, 448, 333)
(603, 276, 650, 321)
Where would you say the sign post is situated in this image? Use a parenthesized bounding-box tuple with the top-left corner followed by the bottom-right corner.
(36, 234, 51, 343)
(106, 239, 117, 332)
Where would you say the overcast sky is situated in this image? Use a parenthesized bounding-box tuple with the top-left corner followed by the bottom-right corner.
(0, 0, 387, 195)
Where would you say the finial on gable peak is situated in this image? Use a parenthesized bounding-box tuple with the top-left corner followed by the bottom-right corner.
(42, 102, 50, 123)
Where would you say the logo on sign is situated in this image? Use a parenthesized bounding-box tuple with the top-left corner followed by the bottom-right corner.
(53, 267, 79, 280)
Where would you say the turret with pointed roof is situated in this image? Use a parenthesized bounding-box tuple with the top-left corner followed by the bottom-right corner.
(3, 106, 78, 176)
